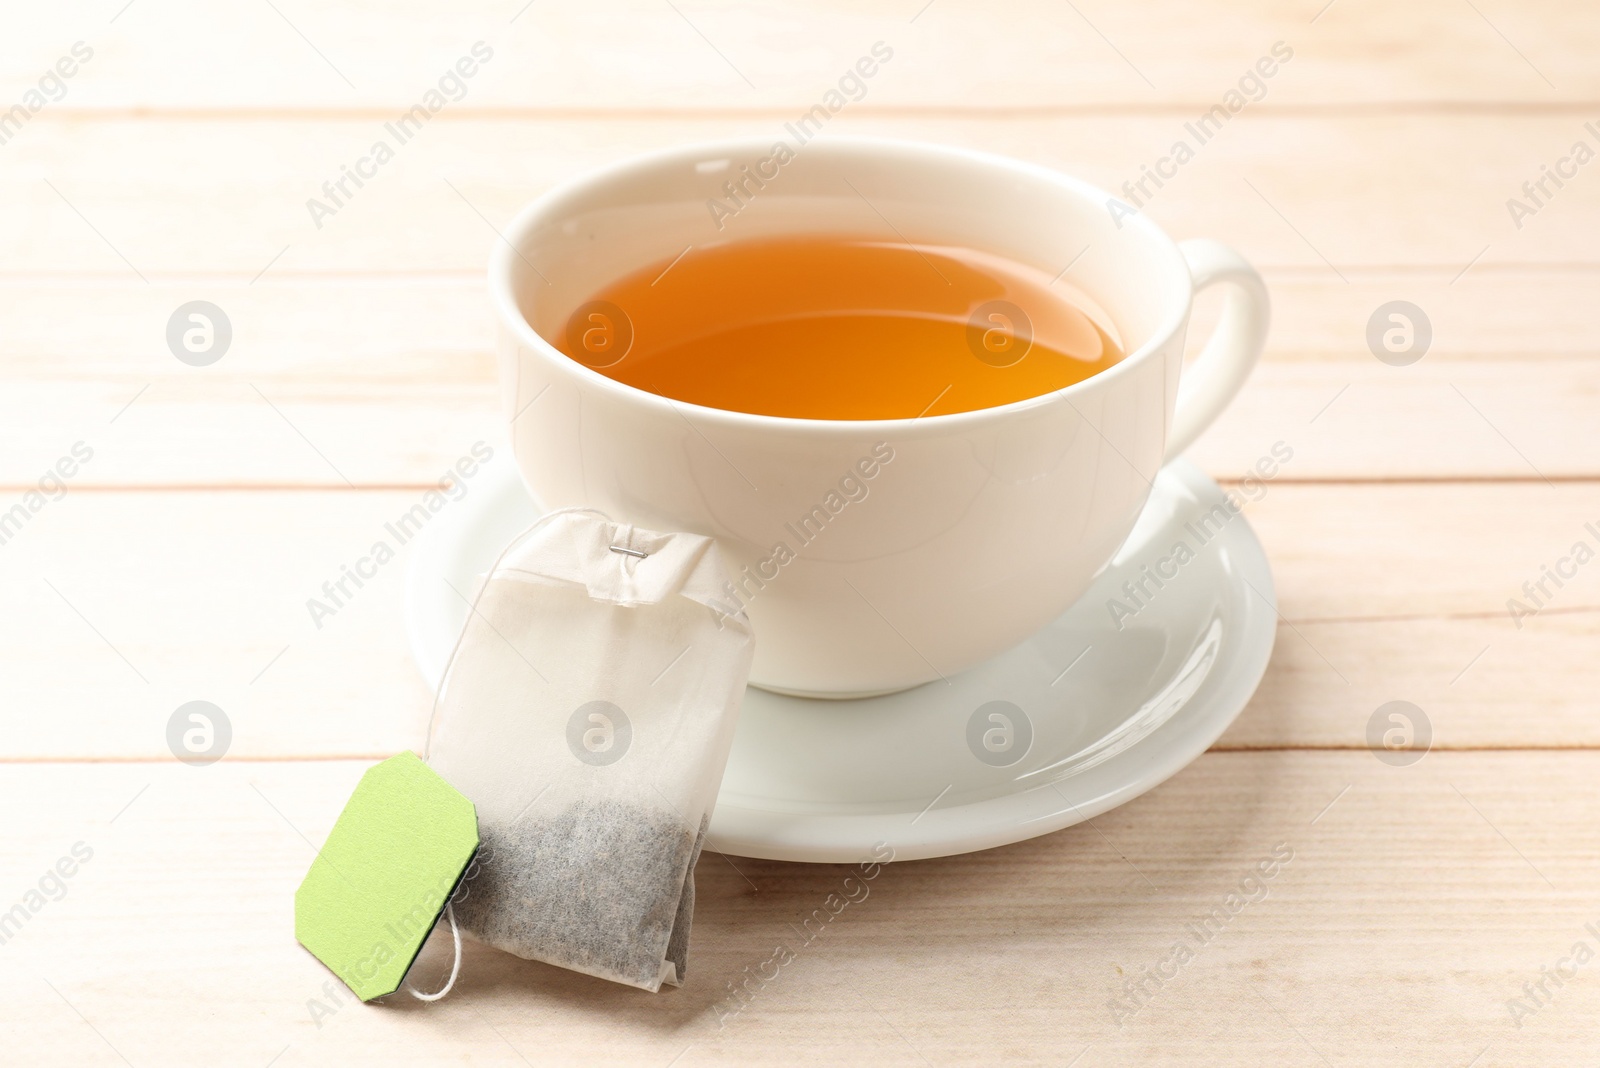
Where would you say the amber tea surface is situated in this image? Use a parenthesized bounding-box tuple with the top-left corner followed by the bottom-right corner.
(556, 235, 1124, 420)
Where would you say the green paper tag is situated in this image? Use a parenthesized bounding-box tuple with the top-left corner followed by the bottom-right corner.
(294, 751, 479, 1001)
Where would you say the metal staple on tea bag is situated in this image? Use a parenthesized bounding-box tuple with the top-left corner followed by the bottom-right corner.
(609, 545, 650, 558)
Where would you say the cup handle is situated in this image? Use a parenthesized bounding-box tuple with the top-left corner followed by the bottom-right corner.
(1163, 239, 1270, 464)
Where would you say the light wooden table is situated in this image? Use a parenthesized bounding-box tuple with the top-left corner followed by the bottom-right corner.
(3, 1, 1595, 1064)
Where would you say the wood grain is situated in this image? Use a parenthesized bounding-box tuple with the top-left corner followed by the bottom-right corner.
(2, 115, 1596, 277)
(6, 270, 1597, 375)
(1, 270, 1596, 485)
(4, 2, 1591, 1063)
(11, 352, 1591, 485)
(2, 481, 1595, 760)
(0, 753, 1590, 1066)
(6, 0, 1594, 109)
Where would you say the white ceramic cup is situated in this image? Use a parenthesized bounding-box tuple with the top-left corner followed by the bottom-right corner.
(490, 136, 1268, 697)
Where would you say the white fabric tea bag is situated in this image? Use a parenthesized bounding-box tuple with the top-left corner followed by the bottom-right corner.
(425, 509, 754, 991)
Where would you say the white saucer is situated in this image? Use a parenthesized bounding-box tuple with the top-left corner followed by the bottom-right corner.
(405, 459, 1276, 863)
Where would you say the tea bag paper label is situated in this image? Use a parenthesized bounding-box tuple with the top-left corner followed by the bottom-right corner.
(294, 751, 479, 1001)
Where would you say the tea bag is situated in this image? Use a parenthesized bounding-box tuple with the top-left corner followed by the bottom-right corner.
(425, 509, 754, 991)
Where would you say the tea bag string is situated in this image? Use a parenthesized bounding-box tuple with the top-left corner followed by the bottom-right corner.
(404, 903, 462, 1002)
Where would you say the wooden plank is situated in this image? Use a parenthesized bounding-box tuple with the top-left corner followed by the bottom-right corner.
(0, 487, 456, 763)
(0, 267, 1587, 482)
(2, 353, 1593, 485)
(3, 115, 1598, 277)
(4, 269, 1594, 376)
(1192, 268, 1600, 361)
(1, 482, 1595, 759)
(0, 752, 1591, 1065)
(6, 0, 1595, 110)
(1188, 357, 1599, 481)
(1239, 482, 1600, 621)
(1, 267, 1597, 486)
(0, 377, 499, 489)
(1220, 612, 1598, 750)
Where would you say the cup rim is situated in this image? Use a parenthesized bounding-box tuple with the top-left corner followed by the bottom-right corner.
(489, 135, 1193, 434)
